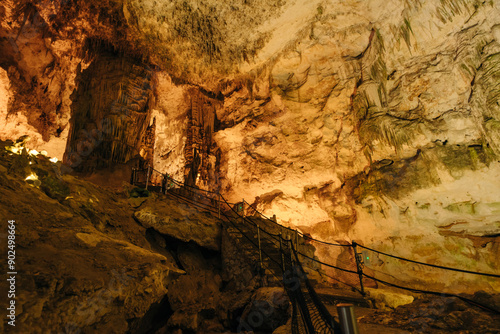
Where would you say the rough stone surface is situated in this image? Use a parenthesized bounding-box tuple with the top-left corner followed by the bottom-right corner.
(63, 53, 155, 171)
(166, 245, 222, 333)
(0, 140, 266, 333)
(359, 295, 500, 334)
(134, 197, 222, 251)
(210, 0, 500, 294)
(273, 318, 293, 334)
(221, 226, 261, 292)
(240, 287, 291, 333)
(163, 238, 258, 334)
(0, 141, 183, 333)
(366, 288, 415, 310)
(1, 0, 499, 302)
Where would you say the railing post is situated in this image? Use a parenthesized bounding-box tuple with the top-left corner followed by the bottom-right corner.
(295, 229, 299, 252)
(288, 237, 294, 266)
(218, 192, 221, 220)
(241, 199, 245, 224)
(145, 164, 151, 190)
(352, 241, 365, 296)
(279, 231, 285, 272)
(337, 303, 359, 334)
(257, 224, 263, 271)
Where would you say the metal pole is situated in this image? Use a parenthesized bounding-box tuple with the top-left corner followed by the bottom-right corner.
(145, 164, 150, 190)
(241, 199, 245, 224)
(352, 241, 365, 296)
(279, 231, 285, 272)
(257, 224, 263, 271)
(295, 229, 299, 251)
(218, 192, 221, 220)
(288, 237, 294, 266)
(337, 304, 359, 334)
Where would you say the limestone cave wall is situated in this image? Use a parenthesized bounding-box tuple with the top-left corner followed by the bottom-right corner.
(211, 0, 500, 293)
(183, 88, 221, 189)
(151, 76, 222, 189)
(63, 52, 155, 171)
(1, 0, 499, 295)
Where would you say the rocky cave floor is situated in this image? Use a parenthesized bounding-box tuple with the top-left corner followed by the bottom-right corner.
(0, 138, 499, 334)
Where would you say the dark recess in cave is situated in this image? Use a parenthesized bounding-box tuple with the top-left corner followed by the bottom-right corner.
(63, 49, 155, 172)
(127, 294, 174, 334)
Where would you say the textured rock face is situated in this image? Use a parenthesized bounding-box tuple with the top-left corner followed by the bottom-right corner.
(0, 142, 182, 333)
(0, 17, 78, 159)
(0, 140, 271, 333)
(63, 53, 155, 171)
(2, 0, 499, 295)
(134, 198, 222, 251)
(240, 287, 290, 332)
(150, 74, 190, 182)
(211, 0, 500, 294)
(359, 295, 500, 333)
(165, 243, 224, 333)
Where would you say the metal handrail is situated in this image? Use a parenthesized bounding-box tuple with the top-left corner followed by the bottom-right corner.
(131, 166, 342, 333)
(131, 166, 500, 317)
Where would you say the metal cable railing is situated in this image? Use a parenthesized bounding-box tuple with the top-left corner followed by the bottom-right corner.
(243, 199, 351, 247)
(131, 166, 341, 333)
(356, 243, 500, 278)
(131, 166, 500, 316)
(269, 236, 342, 334)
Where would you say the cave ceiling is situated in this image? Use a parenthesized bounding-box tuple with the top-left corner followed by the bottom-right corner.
(1, 0, 500, 281)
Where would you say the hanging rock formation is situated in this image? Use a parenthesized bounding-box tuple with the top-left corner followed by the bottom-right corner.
(1, 0, 499, 297)
(183, 88, 222, 189)
(63, 52, 155, 171)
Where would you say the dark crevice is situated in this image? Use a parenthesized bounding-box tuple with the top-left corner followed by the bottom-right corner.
(170, 76, 225, 102)
(127, 294, 174, 334)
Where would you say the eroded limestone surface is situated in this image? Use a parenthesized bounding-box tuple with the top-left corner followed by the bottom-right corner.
(134, 198, 222, 251)
(0, 141, 180, 333)
(1, 0, 499, 298)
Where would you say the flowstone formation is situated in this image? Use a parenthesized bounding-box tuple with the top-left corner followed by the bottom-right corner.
(64, 52, 155, 172)
(0, 140, 181, 333)
(1, 0, 499, 303)
(211, 0, 500, 294)
(0, 139, 287, 333)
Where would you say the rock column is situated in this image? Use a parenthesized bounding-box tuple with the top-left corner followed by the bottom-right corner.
(64, 53, 155, 172)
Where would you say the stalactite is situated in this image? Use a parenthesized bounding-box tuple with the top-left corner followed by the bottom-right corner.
(183, 88, 221, 190)
(63, 52, 154, 172)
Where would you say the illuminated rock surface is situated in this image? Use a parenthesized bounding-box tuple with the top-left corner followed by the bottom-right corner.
(134, 199, 222, 251)
(0, 140, 256, 333)
(0, 141, 180, 332)
(1, 0, 500, 332)
(64, 53, 155, 171)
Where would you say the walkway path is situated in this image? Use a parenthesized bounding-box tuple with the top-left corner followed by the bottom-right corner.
(131, 166, 500, 333)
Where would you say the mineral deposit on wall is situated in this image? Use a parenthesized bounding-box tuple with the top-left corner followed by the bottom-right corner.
(1, 0, 499, 293)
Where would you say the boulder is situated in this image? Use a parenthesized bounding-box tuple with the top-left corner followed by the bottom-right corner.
(366, 288, 414, 310)
(239, 287, 290, 333)
(0, 151, 183, 333)
(134, 199, 221, 251)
